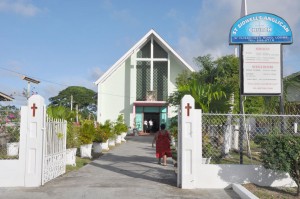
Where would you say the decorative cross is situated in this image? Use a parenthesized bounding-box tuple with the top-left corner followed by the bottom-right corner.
(31, 103, 38, 117)
(185, 103, 192, 117)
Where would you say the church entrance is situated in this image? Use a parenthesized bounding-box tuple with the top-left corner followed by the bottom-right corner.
(144, 112, 160, 133)
(134, 105, 168, 133)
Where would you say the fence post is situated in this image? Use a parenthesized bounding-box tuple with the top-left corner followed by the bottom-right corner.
(24, 95, 46, 187)
(177, 95, 202, 189)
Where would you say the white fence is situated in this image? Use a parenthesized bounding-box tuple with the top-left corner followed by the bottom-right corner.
(0, 95, 67, 187)
(177, 95, 296, 189)
(42, 116, 67, 185)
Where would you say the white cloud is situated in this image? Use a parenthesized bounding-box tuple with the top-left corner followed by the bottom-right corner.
(0, 0, 41, 16)
(89, 67, 104, 82)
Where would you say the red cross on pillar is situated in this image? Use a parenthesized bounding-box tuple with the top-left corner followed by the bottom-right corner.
(185, 103, 192, 117)
(31, 103, 38, 117)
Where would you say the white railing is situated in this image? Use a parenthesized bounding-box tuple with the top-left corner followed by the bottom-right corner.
(42, 116, 67, 185)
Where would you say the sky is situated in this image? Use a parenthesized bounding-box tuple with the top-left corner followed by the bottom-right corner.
(0, 0, 300, 106)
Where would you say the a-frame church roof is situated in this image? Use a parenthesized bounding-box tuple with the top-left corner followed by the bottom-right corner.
(95, 29, 194, 85)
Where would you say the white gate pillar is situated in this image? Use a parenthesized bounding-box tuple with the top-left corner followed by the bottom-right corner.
(25, 95, 46, 187)
(177, 95, 202, 189)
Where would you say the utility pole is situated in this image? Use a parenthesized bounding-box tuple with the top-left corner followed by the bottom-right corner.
(76, 104, 79, 123)
(21, 76, 40, 99)
(71, 95, 73, 111)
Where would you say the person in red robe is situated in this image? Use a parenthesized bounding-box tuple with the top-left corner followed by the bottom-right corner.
(152, 123, 172, 166)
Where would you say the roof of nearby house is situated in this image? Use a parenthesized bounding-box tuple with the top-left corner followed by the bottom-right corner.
(94, 29, 194, 85)
(284, 72, 300, 102)
(0, 92, 14, 101)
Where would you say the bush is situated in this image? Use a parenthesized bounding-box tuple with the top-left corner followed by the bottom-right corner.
(67, 123, 80, 148)
(254, 134, 300, 196)
(113, 114, 127, 136)
(97, 120, 112, 142)
(202, 133, 214, 158)
(79, 120, 95, 145)
(6, 125, 20, 142)
(169, 116, 178, 141)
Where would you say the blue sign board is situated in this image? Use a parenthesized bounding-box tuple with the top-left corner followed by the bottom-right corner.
(229, 12, 293, 44)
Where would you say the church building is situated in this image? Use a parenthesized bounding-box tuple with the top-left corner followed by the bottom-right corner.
(95, 29, 194, 132)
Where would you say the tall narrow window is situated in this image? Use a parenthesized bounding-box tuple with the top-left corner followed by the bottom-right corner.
(136, 61, 151, 101)
(153, 61, 168, 101)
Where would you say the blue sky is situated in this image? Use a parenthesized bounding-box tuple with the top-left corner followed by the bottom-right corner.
(1, 0, 300, 106)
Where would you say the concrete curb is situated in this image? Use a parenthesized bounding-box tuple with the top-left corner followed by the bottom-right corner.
(231, 183, 259, 199)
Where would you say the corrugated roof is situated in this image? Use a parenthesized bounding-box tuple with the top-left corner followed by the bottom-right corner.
(0, 92, 14, 101)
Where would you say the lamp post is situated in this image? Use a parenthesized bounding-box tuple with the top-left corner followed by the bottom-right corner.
(21, 76, 40, 99)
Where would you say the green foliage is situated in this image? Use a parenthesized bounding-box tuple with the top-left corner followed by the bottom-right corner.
(95, 120, 112, 142)
(254, 134, 300, 195)
(6, 126, 20, 142)
(79, 120, 95, 145)
(48, 86, 97, 119)
(168, 54, 238, 113)
(112, 114, 127, 136)
(47, 106, 79, 148)
(47, 106, 76, 122)
(169, 116, 178, 141)
(202, 133, 214, 157)
(67, 123, 80, 148)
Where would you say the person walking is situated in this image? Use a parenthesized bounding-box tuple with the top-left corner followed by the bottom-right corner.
(152, 123, 172, 166)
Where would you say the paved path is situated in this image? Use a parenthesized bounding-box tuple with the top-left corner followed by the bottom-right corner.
(0, 135, 240, 199)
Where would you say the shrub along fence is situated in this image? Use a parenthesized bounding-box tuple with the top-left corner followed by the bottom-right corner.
(177, 95, 296, 189)
(202, 113, 300, 165)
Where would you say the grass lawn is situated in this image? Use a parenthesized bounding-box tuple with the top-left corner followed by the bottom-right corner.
(243, 183, 298, 199)
(215, 150, 261, 165)
(66, 156, 92, 172)
(66, 151, 104, 173)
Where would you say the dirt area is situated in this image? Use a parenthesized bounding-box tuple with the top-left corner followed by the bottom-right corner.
(243, 183, 299, 198)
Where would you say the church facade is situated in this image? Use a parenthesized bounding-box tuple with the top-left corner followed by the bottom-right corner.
(95, 29, 194, 132)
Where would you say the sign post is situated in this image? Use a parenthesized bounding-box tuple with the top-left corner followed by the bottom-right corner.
(229, 12, 293, 164)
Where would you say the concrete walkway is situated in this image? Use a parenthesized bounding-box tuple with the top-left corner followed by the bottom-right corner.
(0, 135, 240, 199)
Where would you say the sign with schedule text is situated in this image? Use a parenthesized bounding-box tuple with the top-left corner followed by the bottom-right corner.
(243, 44, 281, 94)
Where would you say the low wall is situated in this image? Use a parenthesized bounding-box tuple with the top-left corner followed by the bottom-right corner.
(0, 160, 25, 187)
(197, 164, 296, 189)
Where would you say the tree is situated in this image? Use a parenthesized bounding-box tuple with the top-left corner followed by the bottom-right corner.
(47, 106, 75, 122)
(48, 86, 97, 119)
(168, 54, 239, 113)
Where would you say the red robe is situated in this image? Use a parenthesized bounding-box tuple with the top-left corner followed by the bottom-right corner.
(156, 131, 172, 158)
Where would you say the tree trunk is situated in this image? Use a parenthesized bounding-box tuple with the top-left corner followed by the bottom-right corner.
(297, 184, 300, 196)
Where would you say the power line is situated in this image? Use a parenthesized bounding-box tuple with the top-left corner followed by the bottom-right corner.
(0, 66, 70, 87)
